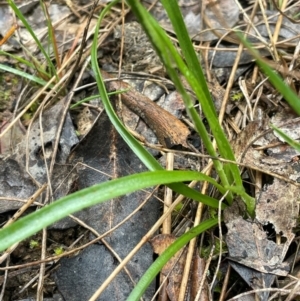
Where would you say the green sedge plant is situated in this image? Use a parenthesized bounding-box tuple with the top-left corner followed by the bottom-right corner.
(0, 0, 71, 88)
(124, 2, 300, 300)
(1, 0, 299, 300)
(0, 0, 244, 295)
(0, 0, 224, 269)
(0, 3, 227, 298)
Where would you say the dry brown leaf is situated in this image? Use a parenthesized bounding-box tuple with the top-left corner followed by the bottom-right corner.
(150, 234, 176, 255)
(150, 234, 209, 301)
(151, 234, 187, 301)
(224, 198, 292, 276)
(190, 254, 210, 301)
(255, 178, 299, 246)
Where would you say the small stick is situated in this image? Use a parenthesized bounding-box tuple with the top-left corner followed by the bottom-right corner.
(0, 24, 19, 46)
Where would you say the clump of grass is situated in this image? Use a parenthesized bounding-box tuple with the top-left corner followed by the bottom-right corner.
(0, 0, 299, 300)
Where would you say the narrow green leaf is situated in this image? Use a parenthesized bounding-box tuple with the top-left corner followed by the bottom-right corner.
(0, 50, 45, 75)
(270, 124, 300, 152)
(7, 0, 58, 80)
(236, 32, 300, 115)
(225, 186, 255, 216)
(0, 63, 50, 87)
(125, 0, 246, 203)
(70, 90, 129, 109)
(0, 171, 220, 251)
(90, 1, 226, 209)
(160, 0, 212, 104)
(126, 218, 219, 301)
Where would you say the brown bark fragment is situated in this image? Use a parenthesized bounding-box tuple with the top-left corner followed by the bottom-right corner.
(101, 70, 190, 148)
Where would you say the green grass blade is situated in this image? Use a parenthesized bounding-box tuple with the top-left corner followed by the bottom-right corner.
(160, 0, 245, 191)
(236, 32, 300, 115)
(0, 63, 50, 87)
(0, 50, 47, 77)
(70, 89, 129, 109)
(7, 0, 58, 80)
(225, 186, 255, 216)
(126, 218, 219, 301)
(125, 0, 246, 204)
(39, 0, 61, 70)
(91, 1, 225, 210)
(270, 124, 300, 152)
(0, 170, 221, 251)
(160, 0, 212, 104)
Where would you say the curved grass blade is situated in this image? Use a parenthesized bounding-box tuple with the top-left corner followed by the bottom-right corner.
(236, 32, 300, 115)
(159, 0, 243, 188)
(0, 170, 221, 252)
(270, 124, 300, 152)
(7, 0, 59, 80)
(126, 218, 219, 301)
(0, 50, 48, 78)
(0, 63, 51, 87)
(125, 0, 247, 205)
(91, 1, 225, 210)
